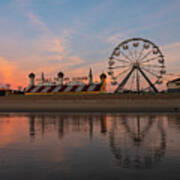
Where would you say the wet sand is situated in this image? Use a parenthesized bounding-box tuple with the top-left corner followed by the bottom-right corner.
(0, 93, 180, 113)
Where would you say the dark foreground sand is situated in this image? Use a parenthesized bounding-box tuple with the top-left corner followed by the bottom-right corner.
(0, 93, 180, 113)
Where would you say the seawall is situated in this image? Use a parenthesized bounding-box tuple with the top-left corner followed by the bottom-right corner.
(0, 93, 180, 113)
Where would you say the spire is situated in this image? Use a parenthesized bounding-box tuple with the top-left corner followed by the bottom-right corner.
(89, 68, 93, 84)
(41, 72, 45, 83)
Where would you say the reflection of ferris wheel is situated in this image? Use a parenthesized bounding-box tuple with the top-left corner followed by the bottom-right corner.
(108, 38, 166, 93)
(109, 115, 167, 169)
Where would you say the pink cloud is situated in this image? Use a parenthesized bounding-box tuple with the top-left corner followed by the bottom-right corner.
(106, 33, 127, 45)
(162, 42, 180, 81)
(0, 56, 27, 89)
(27, 12, 48, 32)
(49, 39, 65, 54)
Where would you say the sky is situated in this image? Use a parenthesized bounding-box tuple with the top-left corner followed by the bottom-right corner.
(0, 0, 180, 89)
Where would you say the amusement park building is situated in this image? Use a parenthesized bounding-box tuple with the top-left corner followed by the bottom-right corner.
(25, 69, 107, 95)
(167, 78, 180, 93)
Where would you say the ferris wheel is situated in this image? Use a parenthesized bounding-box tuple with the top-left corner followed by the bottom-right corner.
(108, 38, 166, 93)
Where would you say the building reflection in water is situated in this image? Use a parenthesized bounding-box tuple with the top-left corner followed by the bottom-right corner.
(58, 117, 64, 138)
(27, 114, 167, 169)
(29, 115, 35, 138)
(89, 116, 93, 140)
(100, 116, 107, 135)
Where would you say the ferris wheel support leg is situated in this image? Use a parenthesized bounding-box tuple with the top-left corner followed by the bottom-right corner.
(115, 67, 135, 93)
(136, 68, 140, 93)
(138, 67, 158, 93)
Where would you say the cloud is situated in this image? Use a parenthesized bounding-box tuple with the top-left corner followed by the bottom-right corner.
(27, 12, 48, 32)
(0, 56, 27, 88)
(160, 42, 180, 83)
(14, 0, 48, 32)
(162, 42, 180, 73)
(15, 34, 85, 82)
(47, 38, 65, 58)
(0, 57, 16, 81)
(64, 56, 84, 66)
(5, 1, 88, 88)
(106, 33, 127, 45)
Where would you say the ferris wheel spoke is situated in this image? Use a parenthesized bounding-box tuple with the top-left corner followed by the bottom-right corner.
(137, 46, 145, 60)
(127, 48, 135, 60)
(109, 65, 130, 69)
(141, 56, 161, 64)
(130, 71, 136, 90)
(136, 68, 140, 92)
(143, 68, 160, 78)
(113, 57, 130, 64)
(141, 67, 160, 78)
(134, 49, 138, 60)
(119, 50, 133, 62)
(142, 86, 150, 92)
(115, 67, 135, 93)
(144, 66, 162, 73)
(116, 67, 132, 78)
(139, 50, 153, 62)
(139, 68, 158, 93)
(142, 64, 164, 68)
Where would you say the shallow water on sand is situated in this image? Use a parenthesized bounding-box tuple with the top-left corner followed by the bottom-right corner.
(0, 113, 180, 180)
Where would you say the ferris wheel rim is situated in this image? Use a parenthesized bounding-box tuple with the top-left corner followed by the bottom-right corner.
(109, 37, 164, 60)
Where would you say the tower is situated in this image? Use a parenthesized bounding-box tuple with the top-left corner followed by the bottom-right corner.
(100, 73, 107, 92)
(29, 73, 35, 86)
(57, 72, 64, 85)
(41, 72, 45, 83)
(89, 68, 93, 84)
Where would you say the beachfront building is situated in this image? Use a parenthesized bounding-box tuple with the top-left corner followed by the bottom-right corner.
(0, 84, 11, 96)
(0, 84, 24, 96)
(25, 69, 107, 95)
(167, 78, 180, 93)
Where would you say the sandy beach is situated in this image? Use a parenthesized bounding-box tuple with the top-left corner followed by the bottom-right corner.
(0, 93, 180, 113)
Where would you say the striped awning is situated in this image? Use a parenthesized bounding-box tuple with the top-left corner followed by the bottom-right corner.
(25, 84, 102, 94)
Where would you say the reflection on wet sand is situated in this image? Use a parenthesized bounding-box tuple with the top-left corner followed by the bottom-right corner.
(109, 115, 167, 169)
(29, 116, 35, 137)
(26, 114, 169, 169)
(100, 116, 107, 134)
(0, 113, 180, 180)
(168, 114, 180, 129)
(58, 117, 64, 138)
(27, 114, 108, 139)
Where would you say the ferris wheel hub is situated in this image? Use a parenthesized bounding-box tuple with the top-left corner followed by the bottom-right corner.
(133, 61, 140, 69)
